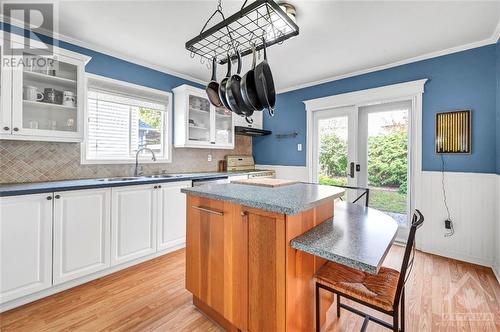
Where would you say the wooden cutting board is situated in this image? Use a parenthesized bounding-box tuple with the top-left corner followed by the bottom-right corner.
(231, 178, 300, 188)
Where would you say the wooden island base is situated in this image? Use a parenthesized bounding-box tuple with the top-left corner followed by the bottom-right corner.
(185, 195, 335, 331)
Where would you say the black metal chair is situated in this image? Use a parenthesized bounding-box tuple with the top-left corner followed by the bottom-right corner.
(330, 185, 370, 207)
(314, 209, 424, 332)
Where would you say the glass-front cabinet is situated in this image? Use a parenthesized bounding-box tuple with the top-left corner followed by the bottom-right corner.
(173, 85, 234, 149)
(0, 37, 90, 142)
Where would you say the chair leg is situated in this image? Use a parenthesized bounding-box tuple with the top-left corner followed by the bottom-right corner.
(315, 283, 320, 332)
(401, 288, 405, 332)
(336, 293, 341, 318)
(393, 306, 399, 332)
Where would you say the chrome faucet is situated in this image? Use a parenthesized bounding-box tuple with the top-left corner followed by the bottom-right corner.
(134, 147, 157, 177)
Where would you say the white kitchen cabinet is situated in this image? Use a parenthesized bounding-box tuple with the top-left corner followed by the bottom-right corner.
(111, 184, 157, 265)
(0, 193, 53, 303)
(52, 188, 111, 285)
(157, 181, 191, 251)
(173, 84, 234, 149)
(0, 35, 90, 142)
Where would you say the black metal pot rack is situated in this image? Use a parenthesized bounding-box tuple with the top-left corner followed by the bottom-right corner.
(186, 0, 299, 65)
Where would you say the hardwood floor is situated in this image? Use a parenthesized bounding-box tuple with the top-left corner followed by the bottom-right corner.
(1, 247, 499, 331)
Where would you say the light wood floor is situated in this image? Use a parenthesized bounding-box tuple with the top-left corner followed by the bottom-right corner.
(1, 247, 499, 331)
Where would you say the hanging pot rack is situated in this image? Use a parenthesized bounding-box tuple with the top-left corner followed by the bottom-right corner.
(186, 0, 299, 65)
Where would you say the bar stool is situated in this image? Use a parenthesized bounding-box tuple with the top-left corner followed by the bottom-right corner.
(314, 209, 424, 332)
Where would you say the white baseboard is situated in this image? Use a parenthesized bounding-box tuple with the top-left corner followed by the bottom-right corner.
(0, 243, 185, 313)
(493, 264, 500, 284)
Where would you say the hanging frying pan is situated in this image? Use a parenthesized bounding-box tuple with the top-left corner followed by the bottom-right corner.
(240, 44, 263, 112)
(218, 53, 232, 110)
(225, 50, 254, 121)
(206, 57, 222, 107)
(254, 38, 276, 116)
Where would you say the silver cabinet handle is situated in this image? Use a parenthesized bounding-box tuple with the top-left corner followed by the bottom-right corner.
(191, 205, 224, 216)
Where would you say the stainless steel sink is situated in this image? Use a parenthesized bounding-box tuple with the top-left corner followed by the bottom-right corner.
(98, 177, 143, 182)
(144, 174, 184, 178)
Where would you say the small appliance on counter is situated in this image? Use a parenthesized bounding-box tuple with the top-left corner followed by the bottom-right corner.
(225, 155, 276, 179)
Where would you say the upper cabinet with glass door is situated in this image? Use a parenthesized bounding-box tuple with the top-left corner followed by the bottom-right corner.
(0, 36, 91, 142)
(173, 85, 234, 149)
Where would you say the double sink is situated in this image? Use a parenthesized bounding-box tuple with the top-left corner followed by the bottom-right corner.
(98, 174, 185, 182)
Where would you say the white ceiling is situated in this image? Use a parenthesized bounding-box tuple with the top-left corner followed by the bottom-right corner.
(56, 1, 500, 91)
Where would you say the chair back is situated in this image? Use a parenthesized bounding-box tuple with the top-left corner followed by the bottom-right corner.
(393, 209, 424, 306)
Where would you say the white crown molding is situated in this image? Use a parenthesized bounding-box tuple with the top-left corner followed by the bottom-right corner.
(0, 16, 206, 86)
(278, 36, 498, 94)
(493, 20, 500, 43)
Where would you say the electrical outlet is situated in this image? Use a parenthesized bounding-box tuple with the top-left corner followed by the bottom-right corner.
(444, 219, 452, 229)
(297, 143, 302, 151)
(207, 154, 212, 162)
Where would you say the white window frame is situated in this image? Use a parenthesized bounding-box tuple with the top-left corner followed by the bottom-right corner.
(81, 73, 172, 165)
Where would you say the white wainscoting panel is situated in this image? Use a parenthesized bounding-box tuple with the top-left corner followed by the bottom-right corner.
(416, 171, 497, 268)
(256, 165, 309, 182)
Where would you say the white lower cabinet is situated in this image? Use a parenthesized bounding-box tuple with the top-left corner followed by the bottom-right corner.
(0, 193, 53, 303)
(157, 181, 191, 251)
(1, 180, 192, 309)
(111, 184, 157, 266)
(53, 188, 111, 285)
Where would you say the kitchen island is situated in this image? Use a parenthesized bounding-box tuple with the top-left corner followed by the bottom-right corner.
(182, 182, 345, 331)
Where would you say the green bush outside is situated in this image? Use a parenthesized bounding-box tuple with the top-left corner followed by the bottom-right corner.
(319, 129, 408, 194)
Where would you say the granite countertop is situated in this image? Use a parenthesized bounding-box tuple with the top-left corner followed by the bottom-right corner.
(290, 201, 398, 274)
(181, 182, 345, 215)
(0, 171, 259, 197)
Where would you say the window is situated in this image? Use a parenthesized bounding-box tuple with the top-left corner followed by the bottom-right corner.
(83, 76, 171, 164)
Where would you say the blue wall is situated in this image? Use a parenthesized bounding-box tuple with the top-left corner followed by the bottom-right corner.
(497, 39, 500, 175)
(254, 44, 498, 174)
(1, 23, 203, 92)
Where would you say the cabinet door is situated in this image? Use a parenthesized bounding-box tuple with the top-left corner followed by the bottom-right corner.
(11, 50, 83, 141)
(53, 188, 111, 284)
(186, 195, 248, 330)
(213, 107, 234, 147)
(157, 181, 191, 251)
(0, 193, 52, 303)
(111, 185, 157, 265)
(187, 92, 212, 146)
(0, 40, 12, 136)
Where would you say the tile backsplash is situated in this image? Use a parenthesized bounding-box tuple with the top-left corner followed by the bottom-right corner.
(0, 135, 252, 183)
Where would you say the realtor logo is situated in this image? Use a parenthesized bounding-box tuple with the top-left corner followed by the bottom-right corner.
(439, 272, 495, 328)
(2, 2, 55, 55)
(1, 1, 59, 71)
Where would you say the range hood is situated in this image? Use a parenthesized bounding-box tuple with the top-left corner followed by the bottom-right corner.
(235, 126, 272, 137)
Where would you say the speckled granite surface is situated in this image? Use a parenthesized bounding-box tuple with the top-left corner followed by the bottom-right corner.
(291, 201, 398, 274)
(181, 182, 345, 215)
(0, 171, 256, 197)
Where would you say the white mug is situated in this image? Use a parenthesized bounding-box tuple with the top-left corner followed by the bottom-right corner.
(23, 86, 44, 101)
(62, 91, 76, 107)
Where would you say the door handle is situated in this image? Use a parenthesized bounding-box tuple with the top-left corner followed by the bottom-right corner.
(349, 162, 355, 178)
(191, 205, 224, 216)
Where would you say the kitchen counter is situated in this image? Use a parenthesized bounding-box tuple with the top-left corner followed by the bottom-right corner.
(0, 171, 259, 197)
(181, 182, 345, 215)
(291, 201, 398, 274)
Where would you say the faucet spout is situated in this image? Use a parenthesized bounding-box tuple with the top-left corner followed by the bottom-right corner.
(134, 147, 157, 177)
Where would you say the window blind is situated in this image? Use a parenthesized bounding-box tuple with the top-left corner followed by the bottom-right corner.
(86, 88, 167, 161)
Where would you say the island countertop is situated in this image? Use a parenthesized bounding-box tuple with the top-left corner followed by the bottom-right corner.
(291, 201, 398, 274)
(181, 182, 345, 215)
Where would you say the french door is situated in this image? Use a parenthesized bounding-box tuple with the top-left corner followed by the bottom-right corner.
(313, 101, 412, 236)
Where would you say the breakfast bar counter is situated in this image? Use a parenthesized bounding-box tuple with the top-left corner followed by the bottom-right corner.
(181, 182, 397, 331)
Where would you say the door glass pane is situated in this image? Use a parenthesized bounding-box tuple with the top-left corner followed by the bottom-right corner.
(21, 52, 78, 132)
(366, 109, 409, 226)
(214, 107, 232, 145)
(317, 116, 349, 188)
(188, 95, 210, 142)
